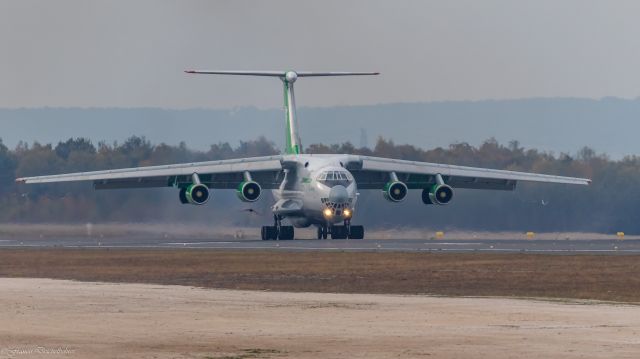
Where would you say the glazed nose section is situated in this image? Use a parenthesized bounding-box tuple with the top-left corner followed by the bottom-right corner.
(329, 185, 349, 203)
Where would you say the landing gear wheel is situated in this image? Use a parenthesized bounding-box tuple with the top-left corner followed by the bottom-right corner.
(316, 226, 328, 240)
(278, 226, 295, 240)
(330, 225, 349, 240)
(348, 225, 364, 239)
(261, 226, 278, 240)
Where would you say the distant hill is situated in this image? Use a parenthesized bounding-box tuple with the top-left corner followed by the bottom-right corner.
(1, 97, 638, 157)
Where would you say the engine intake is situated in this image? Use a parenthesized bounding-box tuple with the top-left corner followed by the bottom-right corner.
(237, 181, 262, 202)
(181, 183, 210, 205)
(422, 184, 454, 205)
(383, 181, 408, 202)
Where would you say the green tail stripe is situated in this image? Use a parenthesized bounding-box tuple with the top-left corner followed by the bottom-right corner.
(283, 81, 300, 155)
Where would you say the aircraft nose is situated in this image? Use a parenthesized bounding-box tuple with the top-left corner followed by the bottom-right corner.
(329, 185, 349, 203)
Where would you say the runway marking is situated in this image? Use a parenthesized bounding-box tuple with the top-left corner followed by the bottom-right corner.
(424, 242, 483, 245)
(163, 241, 237, 245)
(1, 243, 640, 254)
(428, 248, 640, 253)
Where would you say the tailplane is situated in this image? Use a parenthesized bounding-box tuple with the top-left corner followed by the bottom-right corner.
(185, 70, 379, 154)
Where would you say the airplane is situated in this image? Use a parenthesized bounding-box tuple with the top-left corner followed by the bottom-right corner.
(16, 70, 591, 240)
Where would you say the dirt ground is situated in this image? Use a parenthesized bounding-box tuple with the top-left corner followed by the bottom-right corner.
(1, 249, 640, 302)
(1, 278, 639, 359)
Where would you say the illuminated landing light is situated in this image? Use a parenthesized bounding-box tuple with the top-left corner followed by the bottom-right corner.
(323, 208, 333, 218)
(343, 209, 352, 218)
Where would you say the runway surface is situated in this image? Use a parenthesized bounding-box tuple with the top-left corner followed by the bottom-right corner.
(1, 236, 639, 254)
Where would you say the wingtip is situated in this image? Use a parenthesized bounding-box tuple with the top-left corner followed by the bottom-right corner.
(15, 178, 25, 184)
(184, 70, 195, 74)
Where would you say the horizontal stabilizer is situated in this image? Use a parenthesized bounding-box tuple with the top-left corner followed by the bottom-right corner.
(184, 70, 379, 77)
(184, 69, 379, 155)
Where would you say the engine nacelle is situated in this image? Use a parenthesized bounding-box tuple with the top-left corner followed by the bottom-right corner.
(179, 183, 210, 205)
(383, 181, 408, 202)
(236, 181, 261, 202)
(422, 184, 454, 205)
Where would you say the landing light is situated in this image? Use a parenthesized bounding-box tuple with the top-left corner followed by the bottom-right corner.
(343, 209, 352, 218)
(323, 208, 333, 217)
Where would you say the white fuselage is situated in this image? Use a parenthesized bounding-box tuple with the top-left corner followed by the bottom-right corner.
(271, 155, 358, 228)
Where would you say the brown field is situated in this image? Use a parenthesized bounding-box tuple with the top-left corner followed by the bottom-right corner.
(1, 249, 640, 302)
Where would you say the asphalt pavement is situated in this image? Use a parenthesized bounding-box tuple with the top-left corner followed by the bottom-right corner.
(0, 236, 639, 254)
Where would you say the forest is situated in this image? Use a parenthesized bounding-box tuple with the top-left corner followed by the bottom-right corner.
(0, 136, 638, 233)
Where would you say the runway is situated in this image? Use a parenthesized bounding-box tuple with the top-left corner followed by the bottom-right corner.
(1, 236, 639, 254)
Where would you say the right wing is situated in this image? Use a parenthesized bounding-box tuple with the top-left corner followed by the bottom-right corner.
(16, 155, 285, 190)
(346, 155, 591, 190)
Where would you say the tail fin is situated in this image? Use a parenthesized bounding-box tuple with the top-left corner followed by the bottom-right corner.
(185, 70, 379, 154)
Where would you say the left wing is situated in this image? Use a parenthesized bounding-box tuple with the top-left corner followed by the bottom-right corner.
(345, 155, 590, 190)
(16, 155, 285, 190)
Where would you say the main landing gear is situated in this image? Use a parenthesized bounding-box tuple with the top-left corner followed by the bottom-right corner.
(317, 220, 364, 240)
(261, 215, 294, 241)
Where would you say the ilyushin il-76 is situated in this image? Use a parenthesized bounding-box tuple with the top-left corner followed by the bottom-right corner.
(17, 70, 591, 240)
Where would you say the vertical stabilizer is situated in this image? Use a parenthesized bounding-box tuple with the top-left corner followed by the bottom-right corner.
(282, 71, 302, 154)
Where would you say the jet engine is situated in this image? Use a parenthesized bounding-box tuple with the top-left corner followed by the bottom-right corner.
(179, 183, 210, 205)
(422, 184, 454, 205)
(383, 181, 408, 202)
(236, 181, 262, 202)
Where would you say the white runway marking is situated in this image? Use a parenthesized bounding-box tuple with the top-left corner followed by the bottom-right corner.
(0, 241, 639, 254)
(424, 242, 483, 245)
(163, 241, 237, 245)
(432, 248, 638, 253)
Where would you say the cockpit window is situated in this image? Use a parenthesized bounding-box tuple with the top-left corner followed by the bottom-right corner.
(317, 170, 353, 187)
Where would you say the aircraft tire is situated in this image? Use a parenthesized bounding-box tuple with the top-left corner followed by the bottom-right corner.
(278, 226, 295, 240)
(262, 226, 278, 240)
(317, 226, 328, 240)
(348, 225, 364, 239)
(331, 225, 348, 240)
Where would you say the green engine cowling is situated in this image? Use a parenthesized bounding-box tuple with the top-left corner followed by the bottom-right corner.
(236, 181, 262, 202)
(179, 183, 210, 205)
(422, 184, 454, 205)
(383, 181, 408, 202)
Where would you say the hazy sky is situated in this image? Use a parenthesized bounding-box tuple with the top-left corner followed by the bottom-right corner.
(2, 0, 640, 109)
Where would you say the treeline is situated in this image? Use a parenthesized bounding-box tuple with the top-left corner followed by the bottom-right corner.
(0, 136, 638, 233)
